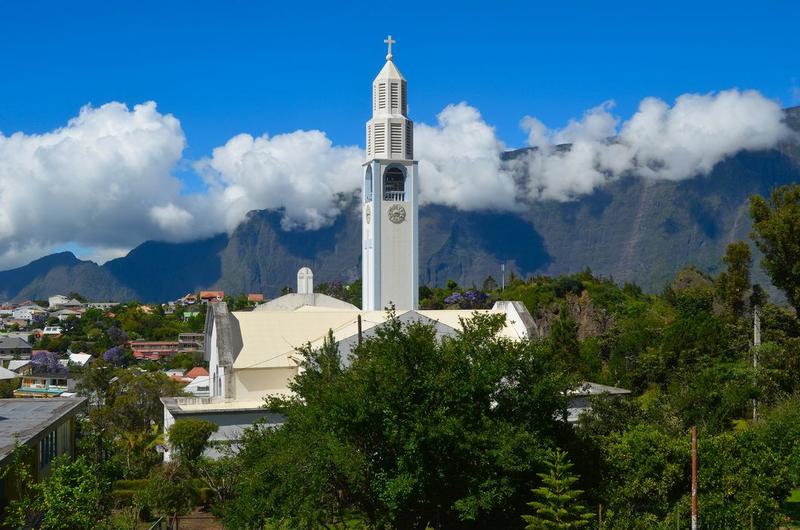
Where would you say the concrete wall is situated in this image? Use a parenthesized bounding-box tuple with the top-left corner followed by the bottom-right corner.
(234, 367, 299, 401)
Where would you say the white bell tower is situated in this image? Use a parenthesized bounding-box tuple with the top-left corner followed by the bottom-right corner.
(362, 35, 419, 311)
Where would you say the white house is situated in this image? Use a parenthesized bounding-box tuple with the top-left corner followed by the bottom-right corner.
(48, 295, 83, 309)
(12, 305, 46, 322)
(52, 309, 83, 322)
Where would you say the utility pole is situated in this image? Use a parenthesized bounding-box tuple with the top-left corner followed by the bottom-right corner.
(501, 263, 505, 291)
(691, 425, 698, 530)
(753, 306, 761, 421)
(357, 314, 363, 346)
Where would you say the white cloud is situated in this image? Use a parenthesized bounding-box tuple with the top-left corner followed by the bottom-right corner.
(415, 103, 521, 211)
(149, 203, 194, 237)
(520, 89, 793, 200)
(0, 89, 793, 270)
(193, 130, 363, 231)
(0, 101, 186, 263)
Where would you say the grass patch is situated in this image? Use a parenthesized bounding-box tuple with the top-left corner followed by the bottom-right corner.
(782, 488, 800, 528)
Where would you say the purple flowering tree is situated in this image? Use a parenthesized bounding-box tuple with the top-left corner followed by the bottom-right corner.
(107, 326, 129, 346)
(443, 291, 490, 309)
(103, 346, 125, 366)
(462, 290, 489, 309)
(443, 292, 464, 306)
(31, 351, 68, 374)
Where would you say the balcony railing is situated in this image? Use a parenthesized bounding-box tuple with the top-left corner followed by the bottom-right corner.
(383, 191, 405, 201)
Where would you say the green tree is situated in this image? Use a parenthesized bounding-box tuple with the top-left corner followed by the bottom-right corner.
(223, 313, 572, 529)
(168, 418, 219, 469)
(750, 185, 800, 314)
(549, 308, 580, 370)
(9, 456, 111, 530)
(716, 241, 752, 317)
(522, 449, 593, 529)
(138, 463, 196, 529)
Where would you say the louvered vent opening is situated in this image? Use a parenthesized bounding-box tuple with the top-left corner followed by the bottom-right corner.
(401, 81, 407, 115)
(405, 122, 413, 159)
(374, 123, 386, 153)
(373, 86, 377, 113)
(378, 83, 387, 110)
(390, 82, 399, 111)
(390, 123, 403, 155)
(367, 124, 372, 156)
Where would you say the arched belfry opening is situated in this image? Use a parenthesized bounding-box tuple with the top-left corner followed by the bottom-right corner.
(383, 166, 405, 201)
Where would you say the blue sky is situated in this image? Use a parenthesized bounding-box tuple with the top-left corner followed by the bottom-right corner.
(0, 1, 797, 267)
(1, 1, 797, 163)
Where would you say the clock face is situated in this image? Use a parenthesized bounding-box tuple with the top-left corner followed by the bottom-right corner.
(388, 204, 406, 224)
(365, 204, 372, 223)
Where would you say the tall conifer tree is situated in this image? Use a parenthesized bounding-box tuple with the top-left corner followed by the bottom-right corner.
(522, 449, 594, 530)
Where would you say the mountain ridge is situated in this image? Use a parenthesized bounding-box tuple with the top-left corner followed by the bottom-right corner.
(1, 108, 798, 303)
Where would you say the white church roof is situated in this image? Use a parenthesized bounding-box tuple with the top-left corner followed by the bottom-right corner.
(374, 59, 405, 81)
(253, 293, 359, 312)
(230, 307, 530, 371)
(231, 310, 389, 370)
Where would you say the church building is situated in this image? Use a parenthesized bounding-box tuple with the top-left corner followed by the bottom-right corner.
(161, 38, 537, 459)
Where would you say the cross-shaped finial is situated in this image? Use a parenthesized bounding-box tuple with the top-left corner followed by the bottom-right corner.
(384, 35, 396, 60)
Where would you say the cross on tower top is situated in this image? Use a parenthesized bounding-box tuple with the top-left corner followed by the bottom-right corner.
(384, 35, 396, 60)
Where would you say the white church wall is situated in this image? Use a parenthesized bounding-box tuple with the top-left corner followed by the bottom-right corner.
(234, 367, 299, 401)
(379, 197, 414, 310)
(208, 323, 221, 397)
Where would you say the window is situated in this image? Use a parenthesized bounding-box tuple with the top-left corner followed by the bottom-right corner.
(40, 429, 57, 468)
(383, 167, 405, 201)
(364, 166, 373, 202)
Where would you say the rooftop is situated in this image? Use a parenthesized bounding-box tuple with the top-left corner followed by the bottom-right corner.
(0, 398, 86, 465)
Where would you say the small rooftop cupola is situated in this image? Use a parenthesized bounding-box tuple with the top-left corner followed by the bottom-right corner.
(366, 35, 413, 162)
(297, 267, 313, 295)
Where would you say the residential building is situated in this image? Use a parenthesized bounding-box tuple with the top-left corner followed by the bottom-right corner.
(0, 337, 32, 359)
(42, 326, 63, 336)
(12, 305, 46, 322)
(67, 352, 93, 368)
(184, 376, 211, 397)
(129, 341, 180, 360)
(52, 308, 83, 321)
(182, 311, 200, 321)
(86, 302, 119, 311)
(7, 360, 32, 374)
(14, 370, 76, 398)
(0, 366, 20, 382)
(199, 291, 225, 303)
(47, 295, 83, 309)
(247, 293, 264, 303)
(178, 293, 197, 305)
(566, 382, 632, 424)
(161, 398, 282, 460)
(178, 333, 204, 351)
(0, 398, 86, 510)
